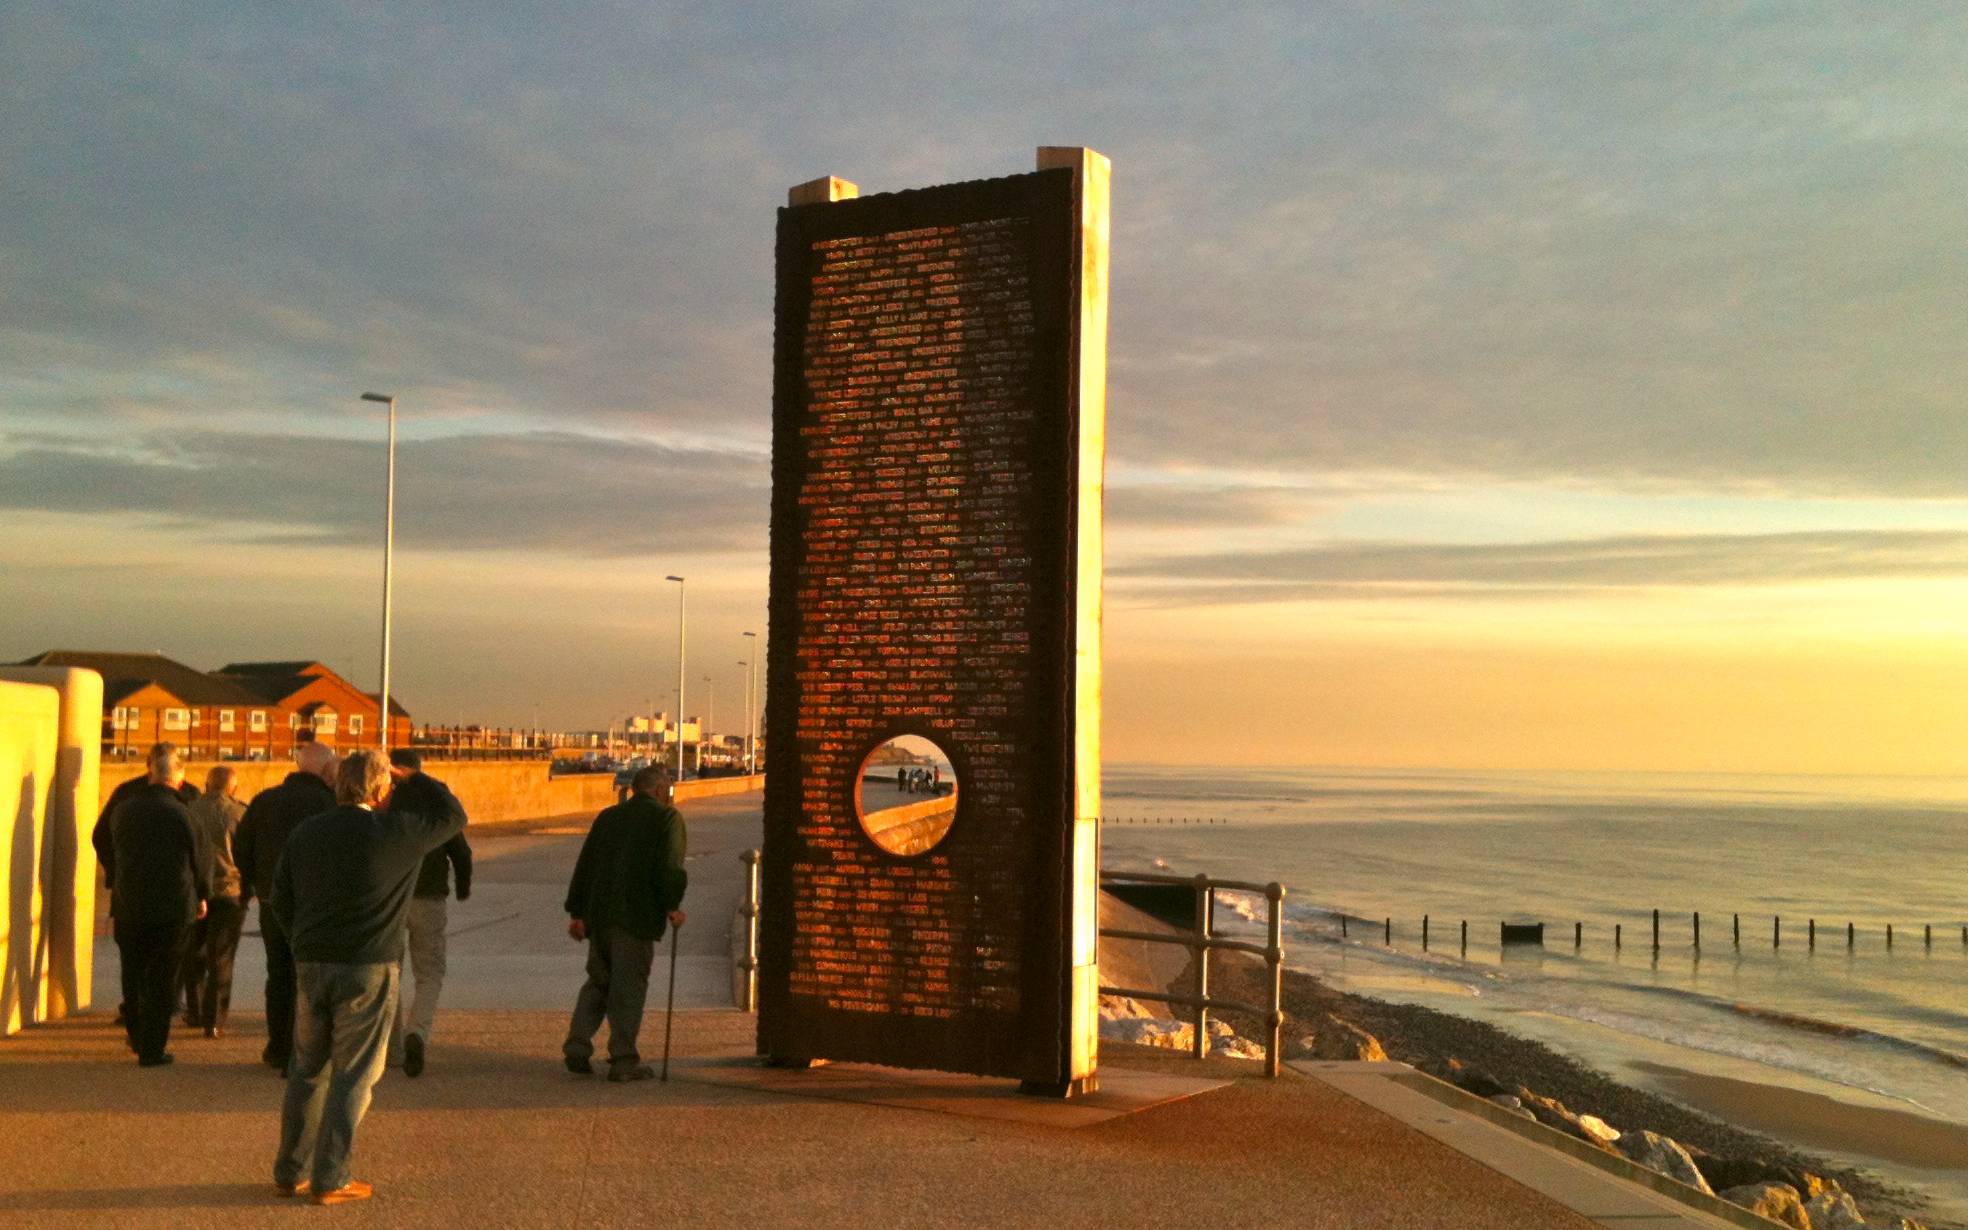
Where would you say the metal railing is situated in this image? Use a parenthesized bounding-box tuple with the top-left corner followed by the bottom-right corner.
(1099, 869, 1287, 1077)
(735, 848, 761, 1012)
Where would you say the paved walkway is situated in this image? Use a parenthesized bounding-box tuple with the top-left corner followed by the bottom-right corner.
(8, 793, 1653, 1228)
(0, 1008, 1606, 1229)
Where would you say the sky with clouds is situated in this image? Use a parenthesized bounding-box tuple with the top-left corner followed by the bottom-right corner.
(5, 3, 1965, 772)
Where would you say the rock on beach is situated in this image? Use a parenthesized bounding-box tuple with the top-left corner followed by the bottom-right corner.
(1616, 1129, 1715, 1196)
(1310, 1014, 1387, 1062)
(1719, 1182, 1809, 1230)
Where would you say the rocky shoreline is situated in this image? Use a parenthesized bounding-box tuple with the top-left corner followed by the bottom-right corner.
(1103, 954, 1943, 1230)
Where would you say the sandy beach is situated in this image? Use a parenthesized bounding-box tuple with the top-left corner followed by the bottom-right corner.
(1199, 953, 1947, 1228)
(1632, 1061, 1968, 1174)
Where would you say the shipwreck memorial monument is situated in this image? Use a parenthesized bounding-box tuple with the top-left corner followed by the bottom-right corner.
(759, 148, 1109, 1095)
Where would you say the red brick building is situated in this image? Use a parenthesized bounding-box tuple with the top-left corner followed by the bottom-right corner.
(15, 650, 410, 760)
(216, 660, 410, 750)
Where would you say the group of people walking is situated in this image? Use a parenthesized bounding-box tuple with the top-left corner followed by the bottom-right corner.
(94, 743, 689, 1207)
(895, 764, 942, 795)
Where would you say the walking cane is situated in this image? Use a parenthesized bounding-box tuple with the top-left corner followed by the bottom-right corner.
(660, 918, 683, 1082)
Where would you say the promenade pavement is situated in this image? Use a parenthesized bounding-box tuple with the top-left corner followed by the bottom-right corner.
(9, 790, 1612, 1229)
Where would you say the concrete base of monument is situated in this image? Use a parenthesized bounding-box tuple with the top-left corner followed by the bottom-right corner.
(680, 1055, 1222, 1128)
(1017, 1074, 1098, 1099)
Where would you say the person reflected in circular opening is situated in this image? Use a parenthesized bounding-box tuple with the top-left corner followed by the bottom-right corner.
(856, 735, 957, 856)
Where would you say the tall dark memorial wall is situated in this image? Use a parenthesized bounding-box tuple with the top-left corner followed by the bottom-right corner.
(760, 150, 1108, 1093)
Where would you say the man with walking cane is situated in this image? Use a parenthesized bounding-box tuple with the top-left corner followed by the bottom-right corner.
(561, 764, 687, 1082)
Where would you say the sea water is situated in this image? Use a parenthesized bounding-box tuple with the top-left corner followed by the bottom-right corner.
(1101, 765, 1968, 1203)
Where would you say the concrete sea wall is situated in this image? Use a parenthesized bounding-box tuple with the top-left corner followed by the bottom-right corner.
(674, 773, 764, 802)
(0, 667, 103, 1034)
(101, 759, 621, 826)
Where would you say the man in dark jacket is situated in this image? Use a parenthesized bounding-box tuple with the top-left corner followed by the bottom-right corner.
(234, 740, 338, 1069)
(104, 744, 211, 1066)
(561, 764, 687, 1082)
(93, 742, 199, 1025)
(384, 748, 470, 1078)
(269, 750, 467, 1205)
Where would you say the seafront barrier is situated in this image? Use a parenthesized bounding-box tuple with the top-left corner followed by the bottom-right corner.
(100, 758, 620, 824)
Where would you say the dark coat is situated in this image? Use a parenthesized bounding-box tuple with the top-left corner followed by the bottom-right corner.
(391, 772, 473, 900)
(270, 787, 469, 966)
(563, 793, 687, 942)
(233, 771, 337, 902)
(92, 776, 197, 898)
(106, 783, 212, 928)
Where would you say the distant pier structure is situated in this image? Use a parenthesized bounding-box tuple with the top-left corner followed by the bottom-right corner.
(759, 149, 1109, 1096)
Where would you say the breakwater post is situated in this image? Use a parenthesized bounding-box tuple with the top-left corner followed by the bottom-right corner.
(1422, 915, 1429, 950)
(1384, 917, 1391, 946)
(1693, 911, 1701, 950)
(1774, 916, 1781, 948)
(1340, 914, 1348, 939)
(1733, 913, 1740, 947)
(1848, 921, 1855, 950)
(1615, 923, 1622, 951)
(1925, 924, 1932, 950)
(1652, 909, 1660, 951)
(1460, 920, 1467, 954)
(1574, 921, 1582, 949)
(1888, 924, 1894, 950)
(1809, 918, 1816, 949)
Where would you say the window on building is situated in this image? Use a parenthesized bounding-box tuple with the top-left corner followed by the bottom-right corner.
(111, 706, 128, 730)
(290, 713, 301, 730)
(315, 712, 338, 735)
(191, 708, 203, 726)
(219, 709, 236, 732)
(250, 710, 268, 732)
(163, 708, 190, 731)
(348, 715, 364, 736)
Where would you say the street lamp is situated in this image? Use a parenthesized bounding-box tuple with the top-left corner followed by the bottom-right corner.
(665, 575, 685, 778)
(741, 630, 759, 775)
(359, 392, 396, 752)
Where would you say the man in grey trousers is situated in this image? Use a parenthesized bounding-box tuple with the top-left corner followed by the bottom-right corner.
(561, 764, 687, 1082)
(269, 750, 466, 1205)
(385, 748, 471, 1079)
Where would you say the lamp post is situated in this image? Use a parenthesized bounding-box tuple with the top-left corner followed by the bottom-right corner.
(665, 575, 685, 778)
(741, 630, 758, 775)
(359, 392, 396, 752)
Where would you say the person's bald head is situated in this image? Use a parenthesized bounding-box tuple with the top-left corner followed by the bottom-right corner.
(295, 740, 338, 783)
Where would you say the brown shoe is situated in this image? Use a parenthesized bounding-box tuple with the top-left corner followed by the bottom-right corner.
(310, 1180, 373, 1205)
(274, 1180, 311, 1198)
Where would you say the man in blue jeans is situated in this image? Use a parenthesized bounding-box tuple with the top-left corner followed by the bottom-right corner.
(268, 750, 467, 1205)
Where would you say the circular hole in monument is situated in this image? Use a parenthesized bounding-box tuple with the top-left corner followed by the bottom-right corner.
(856, 735, 958, 856)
